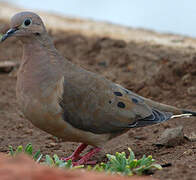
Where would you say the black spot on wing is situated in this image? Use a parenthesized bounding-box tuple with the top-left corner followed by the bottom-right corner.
(117, 101, 126, 108)
(132, 98, 139, 104)
(122, 88, 129, 94)
(124, 89, 129, 94)
(114, 91, 123, 96)
(128, 109, 173, 128)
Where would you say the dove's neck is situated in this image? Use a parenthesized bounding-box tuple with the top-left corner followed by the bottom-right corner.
(21, 33, 63, 65)
(18, 34, 65, 90)
(21, 33, 78, 73)
(20, 33, 56, 51)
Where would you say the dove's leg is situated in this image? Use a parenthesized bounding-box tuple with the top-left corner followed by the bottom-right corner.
(62, 143, 88, 162)
(73, 147, 101, 166)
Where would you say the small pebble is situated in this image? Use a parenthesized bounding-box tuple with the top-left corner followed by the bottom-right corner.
(153, 129, 159, 134)
(24, 129, 33, 135)
(46, 142, 58, 148)
(162, 123, 171, 129)
(50, 142, 57, 146)
(182, 73, 191, 85)
(134, 136, 147, 140)
(187, 86, 196, 97)
(17, 123, 24, 129)
(183, 149, 193, 155)
(184, 132, 196, 142)
(155, 126, 184, 147)
(0, 61, 19, 73)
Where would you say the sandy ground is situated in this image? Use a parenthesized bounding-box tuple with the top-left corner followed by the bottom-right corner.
(0, 3, 196, 180)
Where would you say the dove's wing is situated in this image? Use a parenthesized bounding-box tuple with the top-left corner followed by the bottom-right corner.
(59, 68, 172, 134)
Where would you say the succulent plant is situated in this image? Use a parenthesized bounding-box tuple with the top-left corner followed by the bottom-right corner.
(8, 144, 161, 176)
(9, 143, 42, 162)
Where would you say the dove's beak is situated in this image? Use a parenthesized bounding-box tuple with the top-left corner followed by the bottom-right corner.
(1, 28, 18, 42)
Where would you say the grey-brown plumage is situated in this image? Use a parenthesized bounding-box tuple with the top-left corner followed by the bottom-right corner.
(1, 12, 195, 164)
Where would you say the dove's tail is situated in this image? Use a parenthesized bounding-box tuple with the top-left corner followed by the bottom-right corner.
(180, 110, 196, 117)
(142, 97, 196, 118)
(127, 97, 195, 128)
(121, 87, 195, 128)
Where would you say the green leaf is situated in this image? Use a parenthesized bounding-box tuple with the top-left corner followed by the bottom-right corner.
(16, 145, 23, 154)
(9, 145, 14, 156)
(129, 159, 137, 169)
(53, 154, 65, 167)
(107, 154, 121, 168)
(53, 154, 60, 163)
(92, 164, 104, 172)
(45, 155, 54, 165)
(87, 165, 92, 170)
(127, 171, 133, 176)
(149, 163, 162, 170)
(134, 165, 146, 175)
(64, 159, 72, 168)
(72, 165, 84, 169)
(25, 143, 33, 156)
(136, 158, 142, 166)
(36, 154, 43, 163)
(33, 150, 42, 161)
(140, 155, 153, 166)
(128, 148, 135, 162)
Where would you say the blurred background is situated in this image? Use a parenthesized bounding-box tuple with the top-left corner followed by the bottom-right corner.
(2, 0, 196, 37)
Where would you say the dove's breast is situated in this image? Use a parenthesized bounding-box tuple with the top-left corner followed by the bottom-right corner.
(16, 71, 110, 146)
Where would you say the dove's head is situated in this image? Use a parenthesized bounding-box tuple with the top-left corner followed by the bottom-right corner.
(1, 11, 46, 42)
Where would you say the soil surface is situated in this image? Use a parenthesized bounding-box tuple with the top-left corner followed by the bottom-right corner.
(0, 20, 196, 180)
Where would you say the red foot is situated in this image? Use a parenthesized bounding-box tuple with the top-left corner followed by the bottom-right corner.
(72, 147, 101, 166)
(62, 143, 101, 166)
(61, 143, 87, 162)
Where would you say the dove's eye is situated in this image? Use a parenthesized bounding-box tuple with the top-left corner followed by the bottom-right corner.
(23, 18, 32, 27)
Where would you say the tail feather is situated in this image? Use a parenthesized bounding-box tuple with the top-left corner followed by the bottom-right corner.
(141, 96, 196, 116)
(171, 113, 192, 119)
(129, 108, 196, 128)
(182, 110, 196, 116)
(129, 109, 172, 128)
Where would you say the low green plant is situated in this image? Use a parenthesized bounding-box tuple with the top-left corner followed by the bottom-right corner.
(9, 143, 42, 162)
(88, 148, 162, 176)
(8, 144, 162, 176)
(44, 154, 83, 169)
